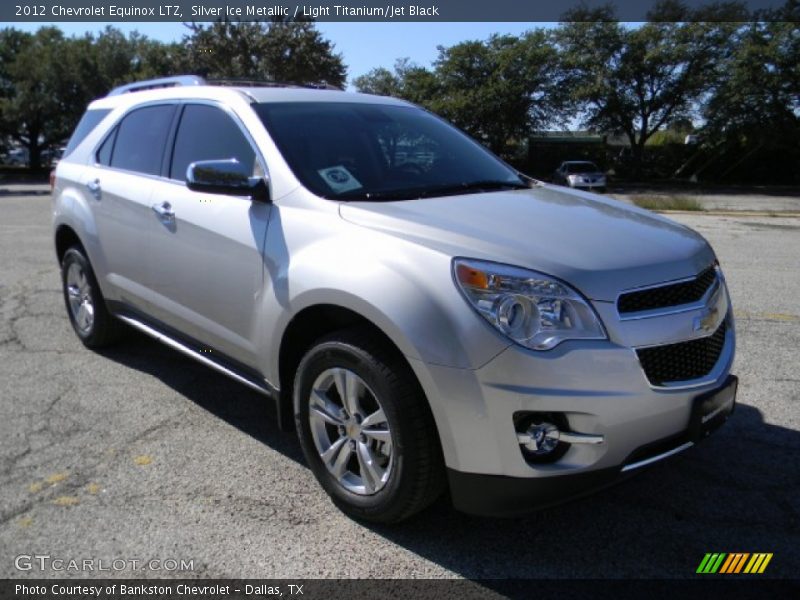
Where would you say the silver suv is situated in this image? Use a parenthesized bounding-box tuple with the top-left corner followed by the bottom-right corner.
(53, 76, 737, 522)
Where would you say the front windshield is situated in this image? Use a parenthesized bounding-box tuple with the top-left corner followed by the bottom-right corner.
(565, 162, 600, 173)
(254, 102, 526, 201)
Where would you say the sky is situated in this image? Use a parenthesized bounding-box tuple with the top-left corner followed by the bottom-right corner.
(10, 22, 556, 83)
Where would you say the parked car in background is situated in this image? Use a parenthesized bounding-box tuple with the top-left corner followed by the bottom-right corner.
(52, 76, 736, 522)
(553, 160, 607, 192)
(4, 147, 28, 166)
(40, 146, 67, 167)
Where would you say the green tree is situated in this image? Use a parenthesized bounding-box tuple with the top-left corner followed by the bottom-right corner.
(0, 28, 31, 159)
(353, 65, 403, 97)
(0, 25, 187, 169)
(431, 31, 561, 155)
(0, 27, 75, 169)
(704, 20, 799, 138)
(356, 32, 561, 157)
(181, 19, 346, 88)
(555, 4, 737, 170)
(354, 58, 439, 103)
(700, 18, 800, 180)
(67, 27, 186, 99)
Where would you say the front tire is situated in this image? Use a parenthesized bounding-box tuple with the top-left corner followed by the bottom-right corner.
(61, 246, 123, 348)
(294, 328, 445, 523)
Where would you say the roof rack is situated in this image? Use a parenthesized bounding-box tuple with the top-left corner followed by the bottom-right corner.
(206, 78, 343, 91)
(106, 75, 343, 97)
(107, 75, 205, 96)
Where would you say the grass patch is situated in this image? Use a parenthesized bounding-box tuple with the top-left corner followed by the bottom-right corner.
(630, 195, 704, 211)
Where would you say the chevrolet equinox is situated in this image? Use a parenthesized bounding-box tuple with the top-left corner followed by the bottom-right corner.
(52, 76, 737, 522)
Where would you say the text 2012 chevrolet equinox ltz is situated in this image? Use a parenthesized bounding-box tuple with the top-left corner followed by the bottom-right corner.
(52, 76, 737, 522)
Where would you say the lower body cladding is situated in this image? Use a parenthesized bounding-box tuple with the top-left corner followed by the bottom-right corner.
(408, 327, 736, 517)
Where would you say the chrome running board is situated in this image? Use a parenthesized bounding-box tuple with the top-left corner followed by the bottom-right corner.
(117, 314, 274, 398)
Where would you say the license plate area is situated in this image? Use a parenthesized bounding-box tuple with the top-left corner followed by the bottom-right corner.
(689, 375, 737, 441)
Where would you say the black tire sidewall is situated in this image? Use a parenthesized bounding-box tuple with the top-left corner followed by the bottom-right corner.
(294, 339, 418, 521)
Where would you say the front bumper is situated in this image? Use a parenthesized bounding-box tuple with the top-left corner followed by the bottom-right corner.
(447, 375, 737, 516)
(407, 305, 736, 516)
(569, 178, 606, 190)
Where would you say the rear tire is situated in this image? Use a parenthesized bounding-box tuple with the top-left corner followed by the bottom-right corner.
(294, 328, 445, 523)
(61, 246, 124, 348)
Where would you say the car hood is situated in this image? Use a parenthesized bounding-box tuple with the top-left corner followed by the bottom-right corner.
(338, 185, 715, 301)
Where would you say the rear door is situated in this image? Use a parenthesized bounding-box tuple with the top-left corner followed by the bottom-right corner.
(86, 103, 177, 310)
(146, 102, 272, 367)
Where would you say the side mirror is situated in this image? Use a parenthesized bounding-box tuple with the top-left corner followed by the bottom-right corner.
(186, 159, 270, 202)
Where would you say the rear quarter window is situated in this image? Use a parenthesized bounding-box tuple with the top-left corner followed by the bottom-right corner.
(96, 127, 117, 166)
(63, 109, 111, 158)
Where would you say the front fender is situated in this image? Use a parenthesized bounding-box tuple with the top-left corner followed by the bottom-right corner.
(259, 196, 510, 387)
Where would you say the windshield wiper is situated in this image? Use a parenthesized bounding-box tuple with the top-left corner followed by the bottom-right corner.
(417, 180, 529, 198)
(334, 190, 419, 201)
(333, 179, 529, 202)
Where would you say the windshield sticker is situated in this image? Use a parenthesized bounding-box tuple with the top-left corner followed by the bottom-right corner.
(318, 166, 362, 193)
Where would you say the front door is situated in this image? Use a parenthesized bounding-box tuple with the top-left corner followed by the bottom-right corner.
(146, 102, 272, 367)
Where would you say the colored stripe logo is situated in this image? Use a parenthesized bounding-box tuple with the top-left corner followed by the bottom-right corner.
(696, 553, 773, 574)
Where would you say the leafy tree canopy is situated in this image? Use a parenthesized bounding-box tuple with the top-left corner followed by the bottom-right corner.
(180, 18, 346, 88)
(554, 11, 738, 166)
(355, 32, 561, 157)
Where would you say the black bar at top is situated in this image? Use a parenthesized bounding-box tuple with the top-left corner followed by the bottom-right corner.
(2, 0, 796, 23)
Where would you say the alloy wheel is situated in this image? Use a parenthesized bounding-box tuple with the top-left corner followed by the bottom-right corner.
(308, 368, 393, 495)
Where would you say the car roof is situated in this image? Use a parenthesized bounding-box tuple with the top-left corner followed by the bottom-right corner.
(88, 84, 411, 111)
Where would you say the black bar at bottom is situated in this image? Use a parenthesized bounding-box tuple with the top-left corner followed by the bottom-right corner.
(1, 579, 798, 600)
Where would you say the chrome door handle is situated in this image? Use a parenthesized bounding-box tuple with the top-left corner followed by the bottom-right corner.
(151, 201, 175, 219)
(86, 178, 101, 199)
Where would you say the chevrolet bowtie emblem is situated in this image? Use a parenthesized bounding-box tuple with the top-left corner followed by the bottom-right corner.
(694, 298, 721, 333)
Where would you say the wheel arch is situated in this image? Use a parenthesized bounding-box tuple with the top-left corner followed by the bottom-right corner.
(55, 224, 85, 263)
(275, 304, 439, 437)
(278, 304, 409, 400)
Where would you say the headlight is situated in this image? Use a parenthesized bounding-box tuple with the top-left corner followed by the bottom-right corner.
(453, 259, 607, 350)
(567, 174, 580, 183)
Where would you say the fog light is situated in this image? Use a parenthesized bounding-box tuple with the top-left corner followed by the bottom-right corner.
(514, 412, 605, 465)
(520, 422, 560, 455)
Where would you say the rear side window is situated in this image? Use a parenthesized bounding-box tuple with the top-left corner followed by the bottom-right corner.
(110, 105, 176, 176)
(170, 104, 257, 181)
(63, 109, 111, 158)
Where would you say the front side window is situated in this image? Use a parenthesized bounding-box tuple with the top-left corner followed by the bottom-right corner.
(170, 104, 257, 181)
(109, 105, 176, 176)
(254, 102, 526, 201)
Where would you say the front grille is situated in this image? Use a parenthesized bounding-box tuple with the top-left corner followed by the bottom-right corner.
(618, 266, 717, 314)
(636, 322, 727, 386)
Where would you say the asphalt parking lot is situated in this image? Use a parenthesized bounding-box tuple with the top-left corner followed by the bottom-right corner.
(1, 187, 798, 580)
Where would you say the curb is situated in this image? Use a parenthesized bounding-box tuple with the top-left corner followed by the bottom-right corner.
(654, 210, 800, 218)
